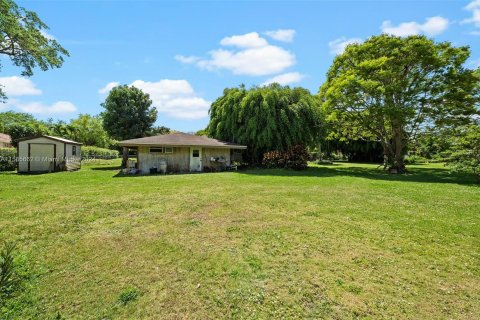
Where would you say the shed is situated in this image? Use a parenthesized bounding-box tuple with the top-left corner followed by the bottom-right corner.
(17, 135, 82, 173)
(118, 132, 247, 174)
(0, 133, 12, 148)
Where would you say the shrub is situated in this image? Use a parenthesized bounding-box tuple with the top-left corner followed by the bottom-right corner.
(262, 145, 309, 170)
(81, 146, 119, 159)
(284, 145, 310, 170)
(262, 150, 285, 168)
(0, 148, 16, 171)
(404, 154, 428, 165)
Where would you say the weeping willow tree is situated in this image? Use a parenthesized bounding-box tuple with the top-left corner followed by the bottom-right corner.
(207, 84, 322, 163)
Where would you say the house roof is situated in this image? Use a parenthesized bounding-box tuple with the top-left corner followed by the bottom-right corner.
(118, 132, 247, 149)
(0, 133, 11, 143)
(16, 135, 83, 145)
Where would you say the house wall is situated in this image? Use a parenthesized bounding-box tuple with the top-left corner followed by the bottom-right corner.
(0, 142, 12, 148)
(137, 146, 190, 173)
(18, 137, 65, 172)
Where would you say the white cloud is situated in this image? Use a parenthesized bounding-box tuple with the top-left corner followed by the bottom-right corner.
(15, 101, 77, 114)
(262, 72, 305, 86)
(98, 82, 120, 94)
(100, 79, 210, 120)
(175, 55, 200, 64)
(176, 32, 296, 76)
(328, 37, 362, 55)
(220, 32, 268, 48)
(264, 29, 296, 42)
(381, 16, 449, 37)
(0, 76, 42, 96)
(463, 0, 480, 29)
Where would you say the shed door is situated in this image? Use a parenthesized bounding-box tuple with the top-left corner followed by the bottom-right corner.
(190, 147, 202, 172)
(30, 144, 55, 172)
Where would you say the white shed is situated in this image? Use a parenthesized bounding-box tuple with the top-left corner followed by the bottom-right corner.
(17, 135, 82, 173)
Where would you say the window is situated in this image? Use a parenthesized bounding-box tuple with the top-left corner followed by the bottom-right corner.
(72, 145, 77, 156)
(192, 150, 200, 157)
(150, 147, 164, 153)
(165, 147, 173, 154)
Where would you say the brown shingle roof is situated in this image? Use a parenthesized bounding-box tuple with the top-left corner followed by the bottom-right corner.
(118, 132, 247, 149)
(0, 133, 11, 143)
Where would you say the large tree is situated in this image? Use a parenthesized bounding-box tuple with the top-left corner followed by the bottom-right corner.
(101, 85, 157, 166)
(320, 34, 479, 173)
(68, 114, 114, 148)
(0, 0, 69, 101)
(208, 84, 322, 163)
(0, 111, 50, 145)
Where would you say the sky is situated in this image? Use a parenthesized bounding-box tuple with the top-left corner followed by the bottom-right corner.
(1, 0, 480, 132)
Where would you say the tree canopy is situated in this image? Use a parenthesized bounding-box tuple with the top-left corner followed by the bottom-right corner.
(207, 84, 322, 163)
(0, 0, 69, 101)
(320, 34, 479, 172)
(101, 85, 157, 141)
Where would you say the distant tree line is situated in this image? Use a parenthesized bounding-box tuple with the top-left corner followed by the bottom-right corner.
(0, 0, 478, 178)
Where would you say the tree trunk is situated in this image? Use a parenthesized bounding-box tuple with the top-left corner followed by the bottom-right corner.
(379, 125, 407, 174)
(388, 124, 407, 173)
(121, 147, 128, 168)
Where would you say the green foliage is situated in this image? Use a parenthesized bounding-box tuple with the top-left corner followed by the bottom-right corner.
(320, 34, 480, 172)
(0, 111, 51, 145)
(118, 287, 139, 305)
(5, 120, 51, 145)
(101, 85, 157, 141)
(67, 114, 115, 148)
(0, 111, 36, 132)
(262, 145, 310, 170)
(0, 0, 69, 101)
(0, 242, 20, 307)
(446, 124, 480, 179)
(147, 125, 171, 136)
(208, 84, 322, 163)
(0, 147, 16, 171)
(322, 139, 384, 163)
(81, 146, 119, 159)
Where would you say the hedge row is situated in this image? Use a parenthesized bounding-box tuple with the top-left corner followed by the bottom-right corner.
(0, 148, 16, 171)
(81, 146, 119, 159)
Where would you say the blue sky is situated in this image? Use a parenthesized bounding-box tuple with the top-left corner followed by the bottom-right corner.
(1, 0, 480, 132)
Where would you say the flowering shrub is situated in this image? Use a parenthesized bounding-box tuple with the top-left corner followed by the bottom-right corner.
(262, 145, 309, 170)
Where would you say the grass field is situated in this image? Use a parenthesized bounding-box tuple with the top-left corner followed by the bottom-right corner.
(1, 161, 479, 319)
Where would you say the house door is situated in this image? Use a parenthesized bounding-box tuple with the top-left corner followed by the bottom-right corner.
(190, 147, 202, 172)
(30, 143, 55, 172)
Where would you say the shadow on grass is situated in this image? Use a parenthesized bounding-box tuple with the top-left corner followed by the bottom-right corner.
(89, 166, 122, 171)
(239, 165, 479, 186)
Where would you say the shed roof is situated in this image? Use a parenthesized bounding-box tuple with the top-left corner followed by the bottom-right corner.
(16, 135, 83, 145)
(119, 132, 247, 149)
(0, 133, 11, 143)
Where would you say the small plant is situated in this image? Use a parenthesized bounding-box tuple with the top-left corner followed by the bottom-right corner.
(0, 242, 18, 302)
(118, 287, 139, 305)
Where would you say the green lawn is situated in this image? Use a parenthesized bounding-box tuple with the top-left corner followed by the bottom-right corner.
(1, 161, 479, 319)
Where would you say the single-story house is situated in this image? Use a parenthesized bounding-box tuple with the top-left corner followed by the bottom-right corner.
(0, 133, 12, 148)
(17, 135, 82, 173)
(118, 132, 247, 174)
